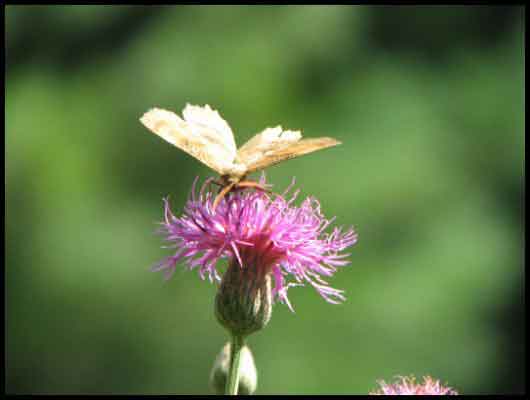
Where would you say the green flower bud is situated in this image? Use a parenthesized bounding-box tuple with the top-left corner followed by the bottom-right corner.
(209, 341, 257, 395)
(215, 258, 272, 337)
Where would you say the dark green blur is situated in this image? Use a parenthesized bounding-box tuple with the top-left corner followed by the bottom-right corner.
(5, 5, 524, 395)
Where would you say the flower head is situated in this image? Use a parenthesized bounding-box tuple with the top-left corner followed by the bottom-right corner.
(153, 176, 357, 311)
(370, 375, 459, 395)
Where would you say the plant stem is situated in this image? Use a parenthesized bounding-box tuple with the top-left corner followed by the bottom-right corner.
(225, 334, 245, 395)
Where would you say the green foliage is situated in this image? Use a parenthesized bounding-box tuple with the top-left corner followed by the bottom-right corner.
(5, 5, 524, 395)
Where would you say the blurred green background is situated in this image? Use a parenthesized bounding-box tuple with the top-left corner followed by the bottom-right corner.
(5, 5, 525, 395)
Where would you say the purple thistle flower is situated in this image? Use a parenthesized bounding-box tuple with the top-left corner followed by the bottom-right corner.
(370, 375, 459, 395)
(153, 175, 357, 311)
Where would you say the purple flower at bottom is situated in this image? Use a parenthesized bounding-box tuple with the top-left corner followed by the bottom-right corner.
(153, 176, 357, 311)
(370, 376, 459, 395)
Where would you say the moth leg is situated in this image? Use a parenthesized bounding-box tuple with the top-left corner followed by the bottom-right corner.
(210, 178, 226, 187)
(235, 180, 272, 194)
(212, 182, 236, 212)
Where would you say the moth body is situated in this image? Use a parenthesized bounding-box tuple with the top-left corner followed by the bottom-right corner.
(140, 103, 341, 209)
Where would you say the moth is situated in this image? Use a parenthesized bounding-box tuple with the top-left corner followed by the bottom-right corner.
(140, 104, 341, 209)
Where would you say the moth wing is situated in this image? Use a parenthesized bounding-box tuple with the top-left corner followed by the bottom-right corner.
(237, 126, 340, 173)
(140, 104, 237, 175)
(181, 104, 237, 155)
(236, 126, 302, 167)
(240, 136, 341, 174)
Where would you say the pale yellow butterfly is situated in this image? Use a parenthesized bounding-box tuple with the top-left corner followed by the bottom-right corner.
(140, 104, 341, 208)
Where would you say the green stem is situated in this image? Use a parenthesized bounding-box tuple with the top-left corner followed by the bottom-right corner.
(225, 334, 245, 395)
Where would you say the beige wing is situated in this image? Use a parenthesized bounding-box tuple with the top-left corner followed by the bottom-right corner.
(237, 126, 341, 174)
(140, 104, 237, 175)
